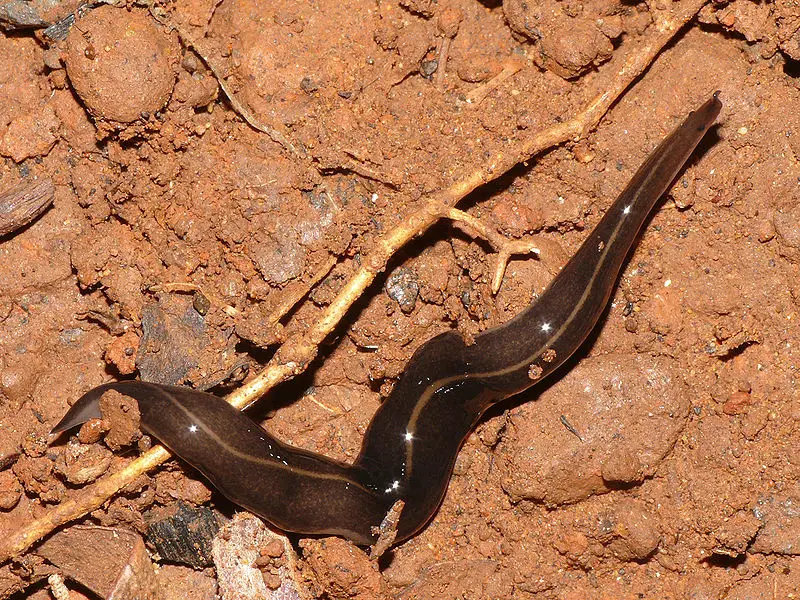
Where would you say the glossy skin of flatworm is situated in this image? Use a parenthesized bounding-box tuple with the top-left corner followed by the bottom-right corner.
(53, 94, 722, 545)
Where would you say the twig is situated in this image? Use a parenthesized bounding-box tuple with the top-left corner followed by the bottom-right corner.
(0, 0, 708, 562)
(465, 59, 524, 106)
(560, 415, 584, 442)
(148, 282, 240, 318)
(432, 203, 540, 294)
(434, 37, 451, 89)
(263, 254, 338, 326)
(0, 178, 55, 238)
(434, 7, 460, 89)
(171, 24, 305, 159)
(369, 500, 404, 560)
(337, 154, 403, 188)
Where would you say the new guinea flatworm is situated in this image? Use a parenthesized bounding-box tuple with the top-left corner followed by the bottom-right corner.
(53, 93, 722, 546)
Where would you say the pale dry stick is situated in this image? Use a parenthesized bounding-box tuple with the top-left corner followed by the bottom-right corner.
(465, 59, 524, 106)
(149, 282, 240, 317)
(433, 203, 541, 294)
(261, 253, 339, 329)
(0, 0, 708, 562)
(173, 25, 305, 159)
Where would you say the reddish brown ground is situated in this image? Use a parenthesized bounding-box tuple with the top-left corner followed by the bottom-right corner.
(1, 0, 799, 598)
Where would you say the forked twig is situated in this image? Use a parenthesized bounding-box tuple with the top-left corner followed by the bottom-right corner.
(0, 0, 708, 562)
(432, 203, 541, 294)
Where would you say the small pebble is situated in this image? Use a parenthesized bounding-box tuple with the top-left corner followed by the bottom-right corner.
(723, 390, 752, 415)
(42, 48, 63, 70)
(385, 267, 420, 313)
(22, 432, 48, 457)
(420, 59, 438, 78)
(300, 76, 318, 93)
(0, 470, 23, 510)
(261, 539, 285, 558)
(572, 143, 595, 164)
(193, 292, 211, 316)
(261, 571, 282, 590)
(78, 419, 108, 444)
(181, 54, 200, 73)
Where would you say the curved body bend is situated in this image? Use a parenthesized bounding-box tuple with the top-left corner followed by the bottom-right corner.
(53, 94, 722, 545)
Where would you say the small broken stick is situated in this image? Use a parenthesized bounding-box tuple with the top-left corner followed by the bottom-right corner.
(465, 59, 524, 106)
(0, 178, 55, 237)
(369, 500, 404, 560)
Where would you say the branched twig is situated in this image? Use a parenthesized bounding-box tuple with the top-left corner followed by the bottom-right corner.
(0, 0, 708, 562)
(431, 203, 541, 294)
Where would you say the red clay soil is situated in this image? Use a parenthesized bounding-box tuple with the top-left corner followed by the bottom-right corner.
(1, 0, 799, 598)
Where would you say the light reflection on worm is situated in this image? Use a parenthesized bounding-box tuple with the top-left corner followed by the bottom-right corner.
(53, 94, 722, 545)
